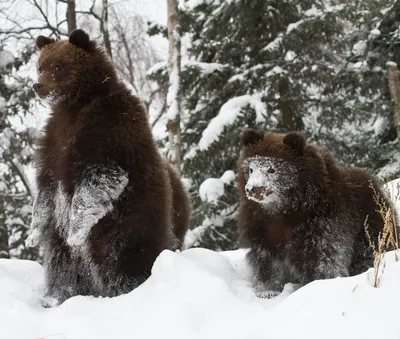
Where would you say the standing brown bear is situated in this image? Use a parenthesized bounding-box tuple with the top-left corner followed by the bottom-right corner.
(237, 129, 393, 296)
(25, 29, 191, 305)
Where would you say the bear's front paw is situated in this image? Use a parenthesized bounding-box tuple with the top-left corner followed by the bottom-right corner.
(40, 295, 60, 308)
(255, 290, 281, 299)
(25, 229, 41, 247)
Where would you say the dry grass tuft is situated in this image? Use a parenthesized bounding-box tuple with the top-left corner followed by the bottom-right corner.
(364, 181, 399, 288)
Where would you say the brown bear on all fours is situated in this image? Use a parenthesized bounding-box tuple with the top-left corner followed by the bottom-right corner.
(25, 29, 191, 305)
(237, 129, 394, 296)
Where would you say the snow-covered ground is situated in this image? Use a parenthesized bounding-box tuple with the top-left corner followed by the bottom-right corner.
(1, 247, 400, 339)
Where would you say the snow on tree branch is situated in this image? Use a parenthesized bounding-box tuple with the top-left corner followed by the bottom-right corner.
(199, 95, 267, 151)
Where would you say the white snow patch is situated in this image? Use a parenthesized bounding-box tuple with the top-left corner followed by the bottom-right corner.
(352, 40, 367, 56)
(181, 177, 193, 191)
(287, 19, 305, 34)
(369, 28, 381, 38)
(2, 250, 400, 338)
(266, 65, 286, 77)
(146, 61, 167, 76)
(263, 34, 283, 52)
(178, 0, 214, 10)
(220, 170, 235, 185)
(199, 170, 235, 203)
(68, 166, 129, 247)
(183, 215, 224, 248)
(285, 50, 297, 62)
(199, 95, 266, 150)
(347, 61, 369, 73)
(372, 116, 388, 136)
(183, 145, 199, 160)
(199, 178, 225, 203)
(304, 5, 322, 17)
(186, 61, 226, 74)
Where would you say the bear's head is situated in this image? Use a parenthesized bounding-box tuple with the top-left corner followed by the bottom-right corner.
(238, 129, 327, 213)
(33, 29, 116, 105)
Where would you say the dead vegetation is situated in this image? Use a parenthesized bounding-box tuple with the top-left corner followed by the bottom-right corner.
(364, 180, 399, 288)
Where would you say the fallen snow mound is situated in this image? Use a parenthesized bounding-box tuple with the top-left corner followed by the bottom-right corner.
(1, 248, 400, 339)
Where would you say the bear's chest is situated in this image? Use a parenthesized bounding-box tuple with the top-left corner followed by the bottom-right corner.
(41, 117, 77, 193)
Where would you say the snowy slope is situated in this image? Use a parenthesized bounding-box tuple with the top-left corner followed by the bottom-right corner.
(1, 248, 400, 339)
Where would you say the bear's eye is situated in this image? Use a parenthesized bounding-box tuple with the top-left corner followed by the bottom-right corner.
(54, 65, 61, 72)
(38, 66, 42, 73)
(249, 168, 253, 175)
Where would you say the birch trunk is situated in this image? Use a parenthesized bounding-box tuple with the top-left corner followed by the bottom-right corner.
(387, 61, 400, 144)
(101, 0, 112, 59)
(166, 0, 182, 173)
(66, 0, 77, 34)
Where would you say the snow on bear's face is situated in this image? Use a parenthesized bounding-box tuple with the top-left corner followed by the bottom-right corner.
(239, 129, 325, 213)
(242, 155, 299, 208)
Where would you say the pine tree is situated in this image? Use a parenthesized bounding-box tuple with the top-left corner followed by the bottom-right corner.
(152, 0, 400, 251)
(0, 47, 38, 259)
(360, 0, 400, 179)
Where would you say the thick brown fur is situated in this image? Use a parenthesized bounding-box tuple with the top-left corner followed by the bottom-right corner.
(27, 29, 190, 304)
(237, 129, 392, 294)
(167, 163, 192, 250)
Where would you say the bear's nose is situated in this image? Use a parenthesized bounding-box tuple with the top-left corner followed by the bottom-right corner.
(33, 82, 43, 92)
(245, 186, 265, 200)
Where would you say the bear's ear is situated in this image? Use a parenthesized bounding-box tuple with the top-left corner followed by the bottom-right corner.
(241, 129, 264, 146)
(69, 29, 90, 50)
(36, 36, 54, 49)
(283, 132, 306, 154)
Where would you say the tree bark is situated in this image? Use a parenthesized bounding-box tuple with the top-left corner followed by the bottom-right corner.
(387, 61, 400, 144)
(279, 77, 298, 131)
(66, 0, 77, 34)
(166, 0, 182, 173)
(101, 0, 112, 59)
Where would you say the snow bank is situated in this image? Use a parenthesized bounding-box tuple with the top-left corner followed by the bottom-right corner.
(2, 248, 400, 339)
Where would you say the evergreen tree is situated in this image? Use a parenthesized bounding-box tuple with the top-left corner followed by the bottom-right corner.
(0, 47, 38, 259)
(149, 0, 400, 251)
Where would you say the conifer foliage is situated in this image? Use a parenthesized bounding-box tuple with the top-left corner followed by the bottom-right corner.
(149, 0, 400, 250)
(0, 48, 38, 259)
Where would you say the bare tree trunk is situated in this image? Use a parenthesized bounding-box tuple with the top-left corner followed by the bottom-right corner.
(89, 0, 112, 58)
(101, 0, 112, 58)
(387, 61, 400, 144)
(66, 0, 76, 34)
(166, 0, 182, 173)
(279, 77, 298, 131)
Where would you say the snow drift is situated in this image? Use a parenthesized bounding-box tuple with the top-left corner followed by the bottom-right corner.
(1, 248, 400, 339)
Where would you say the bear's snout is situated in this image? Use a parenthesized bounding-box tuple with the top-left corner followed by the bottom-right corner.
(245, 186, 268, 201)
(33, 82, 43, 91)
(33, 82, 50, 98)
